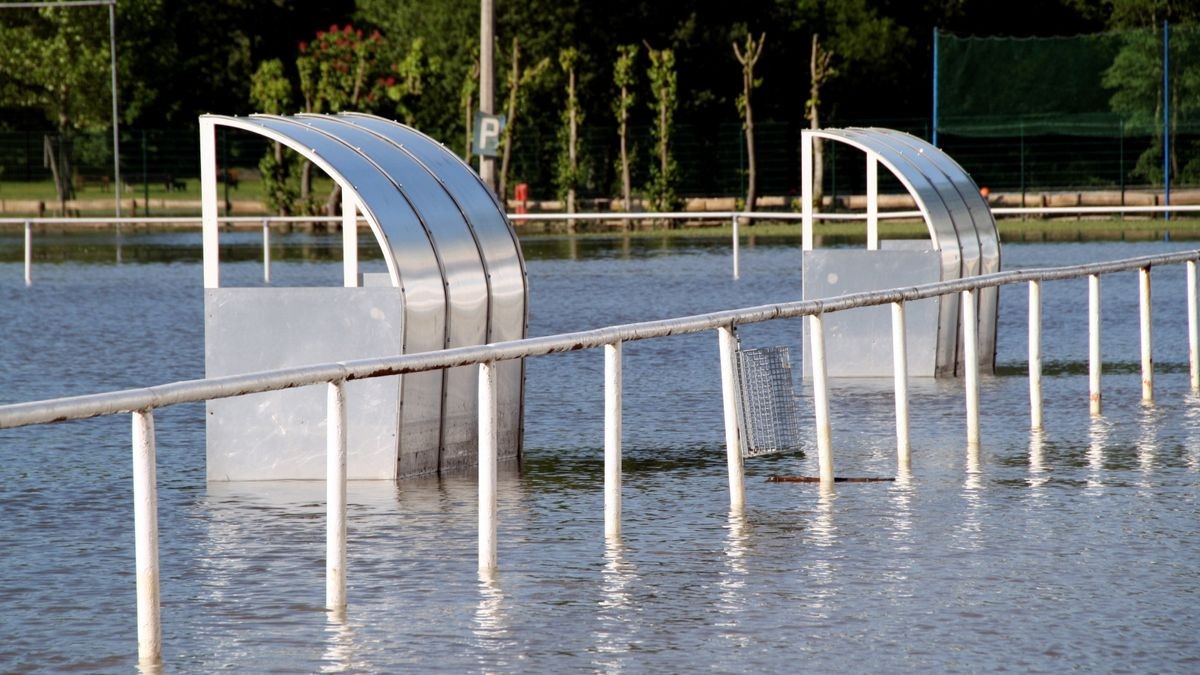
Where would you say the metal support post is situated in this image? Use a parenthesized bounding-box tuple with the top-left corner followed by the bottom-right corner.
(717, 326, 746, 511)
(478, 361, 499, 573)
(866, 153, 879, 250)
(131, 409, 161, 666)
(262, 218, 271, 284)
(1139, 267, 1153, 402)
(801, 133, 814, 251)
(1090, 274, 1102, 416)
(731, 213, 740, 280)
(24, 221, 32, 286)
(604, 342, 622, 537)
(342, 192, 358, 287)
(1029, 280, 1043, 429)
(963, 289, 980, 447)
(1189, 260, 1199, 392)
(809, 314, 834, 484)
(326, 381, 347, 612)
(891, 302, 910, 469)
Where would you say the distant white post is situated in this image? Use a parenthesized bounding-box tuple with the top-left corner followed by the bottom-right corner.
(1139, 267, 1153, 402)
(24, 220, 32, 287)
(891, 302, 910, 468)
(866, 152, 879, 250)
(731, 213, 740, 280)
(131, 409, 161, 666)
(200, 119, 220, 288)
(342, 191, 358, 287)
(1029, 280, 1043, 429)
(801, 132, 814, 251)
(1189, 260, 1199, 392)
(262, 218, 271, 284)
(809, 314, 834, 484)
(964, 289, 980, 447)
(1090, 274, 1102, 415)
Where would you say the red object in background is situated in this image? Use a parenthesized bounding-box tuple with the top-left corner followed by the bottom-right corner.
(514, 183, 529, 224)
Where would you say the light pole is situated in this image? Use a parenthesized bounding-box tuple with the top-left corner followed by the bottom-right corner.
(479, 0, 495, 193)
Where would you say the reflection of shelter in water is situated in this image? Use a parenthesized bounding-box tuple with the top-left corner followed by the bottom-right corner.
(200, 113, 527, 481)
(801, 128, 1000, 377)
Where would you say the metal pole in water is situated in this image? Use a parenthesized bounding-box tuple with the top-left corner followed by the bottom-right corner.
(717, 326, 746, 511)
(24, 220, 32, 287)
(1139, 267, 1153, 402)
(731, 213, 740, 280)
(809, 314, 834, 484)
(262, 218, 271, 284)
(963, 289, 980, 447)
(891, 302, 910, 469)
(604, 342, 623, 537)
(131, 409, 161, 666)
(326, 381, 347, 612)
(1029, 280, 1043, 429)
(1189, 260, 1199, 392)
(478, 361, 499, 573)
(1090, 274, 1102, 416)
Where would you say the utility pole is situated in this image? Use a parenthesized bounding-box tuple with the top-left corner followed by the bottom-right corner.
(479, 0, 496, 193)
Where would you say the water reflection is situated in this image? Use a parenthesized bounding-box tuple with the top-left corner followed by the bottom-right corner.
(715, 511, 749, 649)
(804, 487, 838, 618)
(958, 444, 983, 551)
(1087, 416, 1111, 491)
(1186, 393, 1200, 473)
(1136, 405, 1158, 484)
(1028, 429, 1048, 491)
(320, 611, 361, 673)
(473, 573, 512, 672)
(592, 539, 640, 671)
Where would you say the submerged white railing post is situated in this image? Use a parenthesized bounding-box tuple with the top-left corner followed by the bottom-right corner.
(963, 289, 981, 447)
(1029, 280, 1043, 429)
(478, 361, 499, 574)
(1189, 260, 1199, 392)
(24, 220, 32, 287)
(604, 342, 623, 537)
(809, 314, 834, 484)
(1089, 274, 1102, 415)
(131, 409, 161, 666)
(717, 326, 746, 511)
(891, 302, 910, 469)
(326, 381, 347, 613)
(731, 213, 740, 280)
(262, 218, 271, 284)
(1139, 266, 1153, 403)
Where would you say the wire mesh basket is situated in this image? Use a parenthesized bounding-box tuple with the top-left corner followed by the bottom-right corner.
(735, 342, 803, 458)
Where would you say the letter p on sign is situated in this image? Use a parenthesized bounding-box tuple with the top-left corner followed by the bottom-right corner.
(473, 113, 506, 158)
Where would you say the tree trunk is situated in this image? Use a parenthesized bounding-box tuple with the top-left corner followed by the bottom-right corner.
(809, 34, 826, 210)
(567, 65, 577, 216)
(620, 85, 632, 229)
(499, 38, 520, 202)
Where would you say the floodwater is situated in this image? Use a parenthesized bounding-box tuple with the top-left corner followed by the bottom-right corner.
(1, 231, 1198, 672)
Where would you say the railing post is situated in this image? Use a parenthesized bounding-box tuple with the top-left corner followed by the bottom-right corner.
(1189, 260, 1199, 392)
(604, 342, 622, 537)
(262, 218, 271, 284)
(131, 409, 161, 666)
(731, 213, 740, 280)
(478, 361, 499, 574)
(24, 220, 32, 287)
(891, 302, 910, 469)
(326, 381, 347, 613)
(809, 313, 834, 484)
(963, 289, 980, 447)
(1029, 280, 1043, 429)
(866, 153, 879, 250)
(1139, 266, 1153, 403)
(1089, 274, 1102, 416)
(717, 326, 746, 511)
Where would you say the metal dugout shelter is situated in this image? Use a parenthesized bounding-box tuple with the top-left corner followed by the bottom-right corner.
(801, 127, 1000, 377)
(200, 113, 528, 480)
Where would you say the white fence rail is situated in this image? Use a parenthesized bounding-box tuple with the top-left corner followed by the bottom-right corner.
(2, 249, 1199, 664)
(8, 205, 1200, 285)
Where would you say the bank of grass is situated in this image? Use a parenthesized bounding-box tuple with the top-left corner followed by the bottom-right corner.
(516, 217, 1200, 243)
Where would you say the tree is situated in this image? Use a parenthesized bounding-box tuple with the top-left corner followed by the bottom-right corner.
(0, 5, 112, 211)
(613, 44, 638, 223)
(498, 37, 551, 202)
(249, 59, 298, 216)
(557, 47, 583, 216)
(460, 52, 479, 162)
(806, 34, 833, 208)
(646, 46, 681, 213)
(734, 32, 766, 219)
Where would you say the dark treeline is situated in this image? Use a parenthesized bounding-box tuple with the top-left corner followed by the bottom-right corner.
(0, 0, 1190, 200)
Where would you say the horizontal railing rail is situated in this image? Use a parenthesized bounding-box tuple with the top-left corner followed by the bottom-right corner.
(3, 237, 1200, 664)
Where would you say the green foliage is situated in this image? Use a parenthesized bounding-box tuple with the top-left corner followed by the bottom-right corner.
(556, 48, 584, 205)
(646, 47, 680, 212)
(296, 24, 386, 114)
(612, 44, 638, 121)
(250, 59, 292, 115)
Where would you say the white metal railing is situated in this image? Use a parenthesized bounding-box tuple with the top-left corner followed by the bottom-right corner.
(1, 249, 1199, 665)
(10, 205, 1200, 286)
